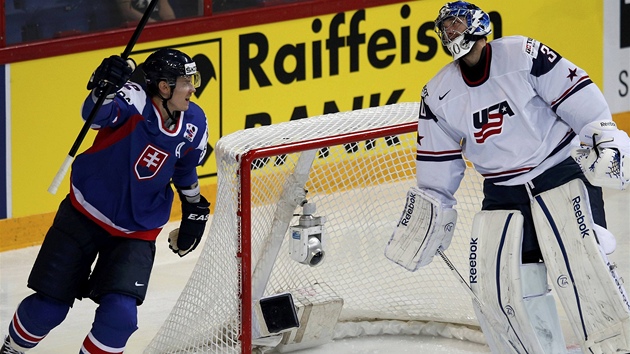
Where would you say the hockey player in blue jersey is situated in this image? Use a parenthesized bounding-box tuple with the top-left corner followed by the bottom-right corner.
(2, 48, 210, 354)
(385, 2, 630, 353)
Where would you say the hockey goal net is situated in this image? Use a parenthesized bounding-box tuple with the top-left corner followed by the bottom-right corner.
(146, 102, 485, 353)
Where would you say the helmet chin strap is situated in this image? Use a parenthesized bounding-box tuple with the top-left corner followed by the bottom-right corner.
(162, 99, 178, 128)
(160, 87, 179, 128)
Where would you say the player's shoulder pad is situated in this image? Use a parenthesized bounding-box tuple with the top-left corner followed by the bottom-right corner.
(512, 35, 563, 64)
(117, 81, 148, 107)
(485, 35, 532, 59)
(184, 102, 207, 125)
(522, 37, 542, 59)
(522, 36, 563, 77)
(424, 63, 457, 101)
(183, 102, 209, 145)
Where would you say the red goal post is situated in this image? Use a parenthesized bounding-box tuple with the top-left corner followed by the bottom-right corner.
(146, 102, 485, 353)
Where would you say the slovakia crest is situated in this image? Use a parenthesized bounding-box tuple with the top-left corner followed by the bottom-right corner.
(184, 123, 198, 142)
(135, 145, 169, 179)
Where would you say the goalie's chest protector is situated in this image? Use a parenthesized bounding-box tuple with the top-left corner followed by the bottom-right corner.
(423, 36, 573, 180)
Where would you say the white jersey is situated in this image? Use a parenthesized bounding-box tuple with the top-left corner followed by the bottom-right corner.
(417, 35, 613, 207)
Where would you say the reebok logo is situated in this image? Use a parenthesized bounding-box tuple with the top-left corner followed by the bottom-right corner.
(469, 237, 478, 284)
(438, 90, 451, 100)
(400, 193, 416, 227)
(599, 121, 617, 128)
(571, 196, 590, 238)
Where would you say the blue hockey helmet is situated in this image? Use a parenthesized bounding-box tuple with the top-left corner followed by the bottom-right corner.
(435, 1, 491, 60)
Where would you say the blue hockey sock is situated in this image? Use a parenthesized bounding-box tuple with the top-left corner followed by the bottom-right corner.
(8, 293, 69, 349)
(80, 293, 138, 354)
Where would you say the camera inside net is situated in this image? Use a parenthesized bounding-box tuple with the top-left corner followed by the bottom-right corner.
(289, 202, 325, 267)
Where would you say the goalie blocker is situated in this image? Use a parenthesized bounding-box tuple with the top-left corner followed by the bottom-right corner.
(385, 186, 457, 271)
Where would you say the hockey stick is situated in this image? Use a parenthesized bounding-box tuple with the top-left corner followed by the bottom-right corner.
(436, 248, 493, 316)
(47, 0, 159, 194)
(436, 248, 522, 352)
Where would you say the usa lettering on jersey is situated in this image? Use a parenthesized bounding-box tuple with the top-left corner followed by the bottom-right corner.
(472, 100, 515, 144)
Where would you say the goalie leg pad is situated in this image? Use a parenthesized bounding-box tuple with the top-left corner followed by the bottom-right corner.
(520, 263, 568, 353)
(471, 210, 567, 353)
(385, 187, 457, 271)
(531, 178, 630, 353)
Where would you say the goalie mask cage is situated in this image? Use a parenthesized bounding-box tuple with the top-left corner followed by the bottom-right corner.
(146, 102, 485, 353)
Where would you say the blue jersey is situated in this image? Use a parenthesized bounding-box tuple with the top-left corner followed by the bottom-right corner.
(71, 81, 208, 240)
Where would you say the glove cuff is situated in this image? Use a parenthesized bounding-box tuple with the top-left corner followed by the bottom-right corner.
(176, 182, 202, 204)
(181, 194, 210, 222)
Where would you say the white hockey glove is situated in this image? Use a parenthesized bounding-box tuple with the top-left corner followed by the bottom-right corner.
(385, 187, 457, 271)
(571, 120, 630, 190)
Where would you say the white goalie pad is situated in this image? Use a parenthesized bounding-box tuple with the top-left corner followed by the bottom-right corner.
(470, 210, 566, 354)
(384, 186, 457, 271)
(532, 178, 630, 354)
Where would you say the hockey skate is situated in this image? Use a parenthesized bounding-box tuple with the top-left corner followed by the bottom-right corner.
(1, 336, 24, 354)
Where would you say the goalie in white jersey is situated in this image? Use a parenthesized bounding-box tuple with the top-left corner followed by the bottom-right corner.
(385, 2, 630, 353)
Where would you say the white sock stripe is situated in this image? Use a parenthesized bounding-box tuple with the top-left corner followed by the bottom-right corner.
(80, 344, 90, 354)
(12, 312, 46, 343)
(86, 332, 125, 353)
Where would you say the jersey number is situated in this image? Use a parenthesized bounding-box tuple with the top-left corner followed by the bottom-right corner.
(119, 82, 142, 104)
(540, 45, 558, 63)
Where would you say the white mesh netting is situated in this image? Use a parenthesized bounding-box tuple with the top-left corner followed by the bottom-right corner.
(145, 102, 485, 353)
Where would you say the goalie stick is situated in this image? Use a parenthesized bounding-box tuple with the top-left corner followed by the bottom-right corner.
(47, 0, 159, 194)
(437, 248, 524, 353)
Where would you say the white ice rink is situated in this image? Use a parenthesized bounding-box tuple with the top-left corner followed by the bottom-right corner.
(1, 188, 628, 353)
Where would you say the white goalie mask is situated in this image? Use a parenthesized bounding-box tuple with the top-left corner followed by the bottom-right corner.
(435, 1, 492, 60)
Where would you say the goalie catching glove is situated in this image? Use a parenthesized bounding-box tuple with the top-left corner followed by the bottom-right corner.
(385, 186, 457, 271)
(169, 194, 210, 257)
(571, 120, 630, 190)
